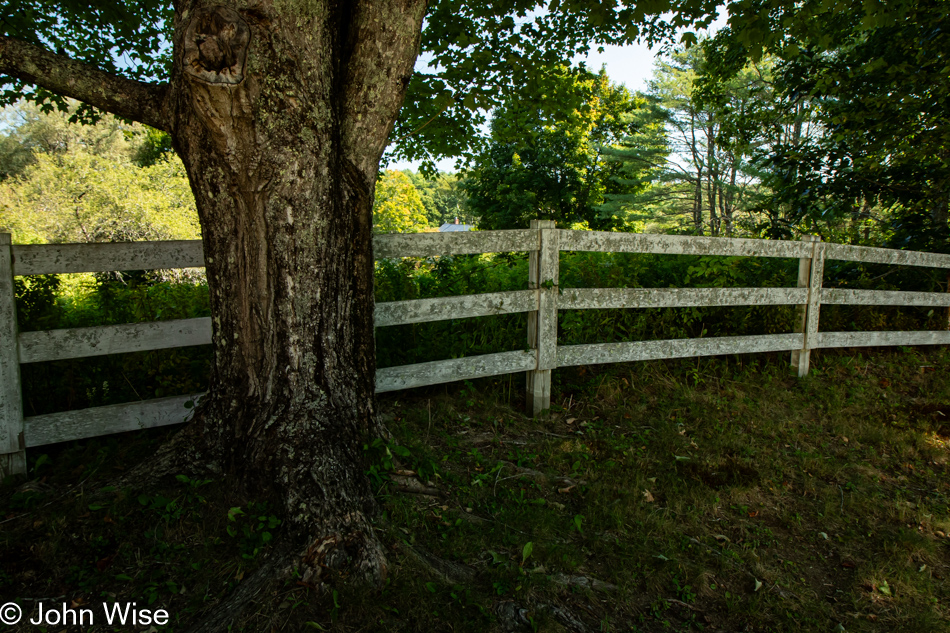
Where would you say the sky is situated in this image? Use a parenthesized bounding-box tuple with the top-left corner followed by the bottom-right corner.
(576, 41, 662, 95)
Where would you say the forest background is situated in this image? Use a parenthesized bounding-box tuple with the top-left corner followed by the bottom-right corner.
(1, 12, 948, 419)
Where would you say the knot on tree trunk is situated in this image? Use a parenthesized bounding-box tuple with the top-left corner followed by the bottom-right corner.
(184, 6, 250, 84)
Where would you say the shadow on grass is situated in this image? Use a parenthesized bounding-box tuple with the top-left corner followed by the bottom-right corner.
(2, 346, 950, 632)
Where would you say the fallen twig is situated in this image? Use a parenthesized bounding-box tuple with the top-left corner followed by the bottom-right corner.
(666, 597, 701, 612)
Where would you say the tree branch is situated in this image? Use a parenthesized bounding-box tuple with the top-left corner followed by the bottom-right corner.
(0, 36, 170, 132)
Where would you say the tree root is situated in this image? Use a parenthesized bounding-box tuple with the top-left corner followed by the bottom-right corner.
(494, 599, 591, 633)
(540, 602, 590, 632)
(80, 429, 199, 505)
(494, 601, 533, 632)
(299, 523, 389, 587)
(397, 542, 475, 585)
(550, 573, 617, 593)
(183, 544, 293, 633)
(496, 460, 585, 490)
(182, 524, 388, 633)
(390, 472, 441, 497)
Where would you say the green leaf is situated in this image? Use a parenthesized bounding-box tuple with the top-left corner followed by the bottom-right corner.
(521, 541, 534, 565)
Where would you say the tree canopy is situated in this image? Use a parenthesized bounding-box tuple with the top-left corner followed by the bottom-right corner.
(0, 102, 197, 245)
(464, 67, 651, 230)
(699, 0, 950, 248)
(372, 169, 429, 234)
(1, 0, 944, 619)
(7, 0, 914, 168)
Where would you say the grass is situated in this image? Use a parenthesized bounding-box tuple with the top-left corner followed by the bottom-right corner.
(2, 346, 950, 632)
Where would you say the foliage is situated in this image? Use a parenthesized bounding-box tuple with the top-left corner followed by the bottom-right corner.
(132, 127, 175, 168)
(1, 151, 199, 244)
(595, 97, 671, 230)
(0, 0, 172, 117)
(405, 170, 472, 227)
(17, 241, 944, 418)
(0, 0, 728, 173)
(388, 1, 723, 171)
(2, 0, 932, 179)
(373, 170, 430, 234)
(463, 68, 650, 231)
(17, 275, 212, 417)
(0, 103, 199, 245)
(635, 44, 784, 236)
(0, 101, 139, 180)
(704, 0, 950, 250)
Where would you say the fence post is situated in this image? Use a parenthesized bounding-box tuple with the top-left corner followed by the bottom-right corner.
(0, 234, 26, 477)
(526, 220, 558, 416)
(946, 272, 950, 331)
(791, 235, 824, 377)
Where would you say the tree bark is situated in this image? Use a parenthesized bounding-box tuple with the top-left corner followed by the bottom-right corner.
(167, 0, 426, 584)
(688, 112, 704, 234)
(3, 0, 428, 587)
(705, 119, 720, 237)
(0, 36, 169, 131)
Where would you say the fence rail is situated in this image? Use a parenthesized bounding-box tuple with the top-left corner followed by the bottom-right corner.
(2, 226, 949, 476)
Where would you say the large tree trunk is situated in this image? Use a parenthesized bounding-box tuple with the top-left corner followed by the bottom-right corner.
(162, 0, 425, 583)
(2, 0, 427, 586)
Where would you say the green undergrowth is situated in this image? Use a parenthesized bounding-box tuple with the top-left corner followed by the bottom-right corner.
(15, 251, 947, 418)
(3, 347, 950, 632)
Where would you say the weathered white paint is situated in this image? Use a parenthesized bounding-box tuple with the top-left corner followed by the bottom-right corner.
(13, 232, 950, 274)
(559, 286, 808, 310)
(26, 349, 535, 444)
(12, 240, 205, 275)
(821, 289, 950, 307)
(816, 330, 950, 349)
(557, 334, 805, 368)
(7, 230, 950, 451)
(24, 393, 200, 447)
(373, 229, 537, 259)
(560, 231, 813, 259)
(0, 235, 26, 475)
(799, 241, 826, 376)
(526, 221, 558, 416)
(537, 225, 559, 372)
(375, 290, 538, 327)
(790, 236, 817, 370)
(18, 318, 213, 363)
(376, 350, 536, 392)
(825, 243, 950, 269)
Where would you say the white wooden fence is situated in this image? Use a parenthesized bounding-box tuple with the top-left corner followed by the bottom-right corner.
(2, 222, 950, 476)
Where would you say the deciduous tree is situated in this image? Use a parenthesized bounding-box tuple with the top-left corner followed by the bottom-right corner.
(372, 169, 428, 234)
(465, 68, 645, 230)
(1, 0, 916, 625)
(705, 0, 950, 248)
